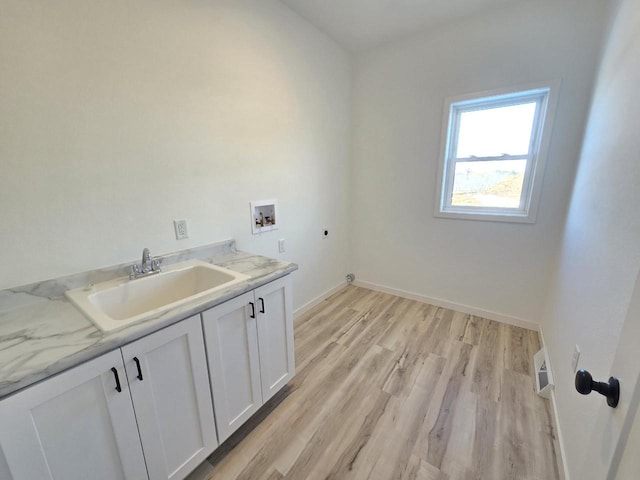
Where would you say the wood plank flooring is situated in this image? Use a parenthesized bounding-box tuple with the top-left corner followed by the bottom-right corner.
(187, 286, 560, 480)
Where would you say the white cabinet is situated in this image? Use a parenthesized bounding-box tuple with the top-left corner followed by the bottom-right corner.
(122, 315, 218, 480)
(202, 291, 263, 442)
(0, 273, 294, 479)
(0, 315, 216, 480)
(255, 277, 295, 402)
(0, 349, 148, 480)
(202, 275, 294, 442)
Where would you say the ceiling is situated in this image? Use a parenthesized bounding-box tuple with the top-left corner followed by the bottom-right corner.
(280, 0, 525, 53)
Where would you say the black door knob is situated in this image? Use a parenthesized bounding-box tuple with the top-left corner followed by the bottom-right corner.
(575, 369, 620, 408)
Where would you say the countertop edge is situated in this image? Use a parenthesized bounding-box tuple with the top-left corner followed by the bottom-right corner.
(0, 249, 298, 399)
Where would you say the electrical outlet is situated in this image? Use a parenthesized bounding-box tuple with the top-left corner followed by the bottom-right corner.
(571, 345, 581, 372)
(173, 219, 189, 240)
(278, 238, 286, 253)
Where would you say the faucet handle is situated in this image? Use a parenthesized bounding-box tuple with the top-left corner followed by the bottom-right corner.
(129, 264, 141, 279)
(151, 257, 163, 272)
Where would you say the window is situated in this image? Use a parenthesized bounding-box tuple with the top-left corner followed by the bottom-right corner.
(435, 82, 559, 223)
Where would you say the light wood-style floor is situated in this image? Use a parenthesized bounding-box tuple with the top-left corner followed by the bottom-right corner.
(187, 286, 559, 480)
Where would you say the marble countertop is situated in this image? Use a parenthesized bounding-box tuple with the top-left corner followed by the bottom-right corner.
(0, 240, 297, 399)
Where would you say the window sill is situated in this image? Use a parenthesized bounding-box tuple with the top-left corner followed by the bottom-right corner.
(434, 208, 537, 224)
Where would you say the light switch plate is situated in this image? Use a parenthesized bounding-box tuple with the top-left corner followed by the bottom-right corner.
(278, 238, 286, 253)
(571, 345, 580, 372)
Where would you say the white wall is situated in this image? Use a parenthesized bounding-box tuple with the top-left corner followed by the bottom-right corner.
(350, 0, 608, 325)
(0, 0, 352, 310)
(541, 0, 640, 476)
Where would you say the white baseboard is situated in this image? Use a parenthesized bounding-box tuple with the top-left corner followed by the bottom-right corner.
(353, 279, 539, 331)
(294, 281, 348, 319)
(539, 327, 570, 480)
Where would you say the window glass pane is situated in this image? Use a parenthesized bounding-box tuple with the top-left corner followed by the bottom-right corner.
(456, 103, 536, 158)
(451, 160, 526, 208)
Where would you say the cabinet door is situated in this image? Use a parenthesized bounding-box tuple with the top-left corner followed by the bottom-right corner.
(122, 315, 217, 480)
(202, 291, 262, 442)
(0, 350, 148, 480)
(255, 275, 295, 402)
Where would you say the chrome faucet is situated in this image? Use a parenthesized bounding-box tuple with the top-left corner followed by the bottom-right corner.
(129, 248, 163, 279)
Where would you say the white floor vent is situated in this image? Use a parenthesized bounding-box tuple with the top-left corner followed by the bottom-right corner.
(534, 347, 554, 399)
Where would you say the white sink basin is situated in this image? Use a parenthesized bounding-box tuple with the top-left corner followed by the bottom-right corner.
(65, 259, 250, 332)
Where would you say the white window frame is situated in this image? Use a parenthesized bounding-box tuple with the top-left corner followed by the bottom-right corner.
(434, 80, 560, 223)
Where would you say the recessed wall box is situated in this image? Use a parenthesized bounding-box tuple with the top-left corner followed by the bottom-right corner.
(251, 200, 278, 235)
